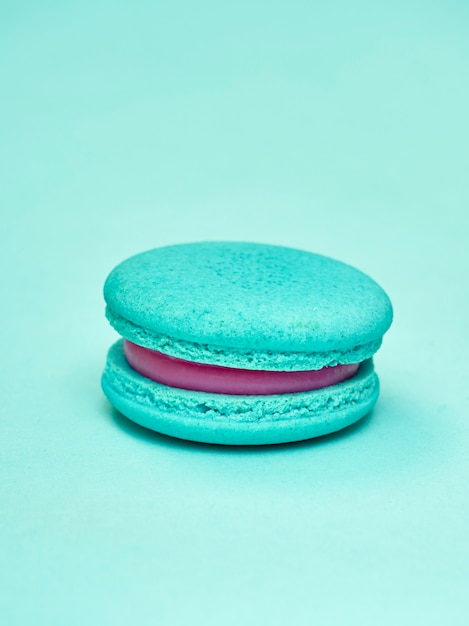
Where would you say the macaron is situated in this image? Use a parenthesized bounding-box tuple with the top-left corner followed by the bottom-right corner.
(102, 242, 393, 445)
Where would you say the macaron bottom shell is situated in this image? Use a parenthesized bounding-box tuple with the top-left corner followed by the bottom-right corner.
(102, 340, 380, 445)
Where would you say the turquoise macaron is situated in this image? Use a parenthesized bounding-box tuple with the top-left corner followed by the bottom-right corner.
(102, 242, 393, 445)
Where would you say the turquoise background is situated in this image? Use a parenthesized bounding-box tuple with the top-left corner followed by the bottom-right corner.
(1, 1, 468, 624)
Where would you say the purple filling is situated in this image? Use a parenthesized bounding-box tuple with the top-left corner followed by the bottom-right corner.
(124, 340, 360, 396)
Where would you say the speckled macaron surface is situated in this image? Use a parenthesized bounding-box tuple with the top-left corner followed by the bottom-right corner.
(102, 242, 393, 445)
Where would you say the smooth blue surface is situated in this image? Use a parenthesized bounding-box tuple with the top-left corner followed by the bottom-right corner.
(1, 2, 469, 625)
(104, 242, 392, 369)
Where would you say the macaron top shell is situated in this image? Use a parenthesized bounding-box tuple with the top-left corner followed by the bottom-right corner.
(104, 242, 393, 371)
